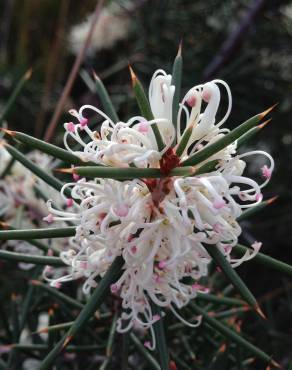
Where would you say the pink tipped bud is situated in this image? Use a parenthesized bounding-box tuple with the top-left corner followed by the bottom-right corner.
(114, 203, 129, 218)
(73, 173, 80, 181)
(44, 214, 54, 224)
(110, 284, 119, 293)
(138, 121, 149, 133)
(158, 260, 167, 270)
(202, 89, 211, 103)
(66, 122, 76, 133)
(66, 198, 74, 207)
(213, 199, 226, 210)
(261, 165, 272, 179)
(186, 95, 196, 108)
(80, 117, 88, 128)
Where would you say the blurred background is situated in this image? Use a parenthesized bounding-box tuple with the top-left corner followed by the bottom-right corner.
(0, 0, 292, 368)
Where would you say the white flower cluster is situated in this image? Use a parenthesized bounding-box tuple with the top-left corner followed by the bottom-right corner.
(69, 3, 131, 55)
(0, 148, 67, 268)
(45, 69, 274, 347)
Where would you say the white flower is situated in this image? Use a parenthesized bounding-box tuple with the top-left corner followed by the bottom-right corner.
(69, 3, 131, 55)
(45, 68, 274, 348)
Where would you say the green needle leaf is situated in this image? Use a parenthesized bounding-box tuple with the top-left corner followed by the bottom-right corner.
(0, 69, 32, 123)
(37, 256, 124, 370)
(130, 333, 160, 370)
(129, 66, 165, 151)
(234, 244, 292, 277)
(0, 250, 65, 266)
(237, 197, 278, 222)
(171, 42, 183, 131)
(0, 222, 57, 254)
(3, 143, 72, 198)
(0, 226, 76, 240)
(2, 129, 84, 165)
(196, 292, 244, 307)
(152, 304, 170, 370)
(204, 245, 262, 316)
(30, 280, 84, 310)
(65, 165, 194, 179)
(182, 106, 276, 167)
(93, 71, 119, 122)
(191, 303, 278, 366)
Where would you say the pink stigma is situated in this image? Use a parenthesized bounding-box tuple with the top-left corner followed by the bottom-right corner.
(186, 95, 196, 107)
(213, 199, 226, 210)
(138, 121, 149, 133)
(114, 203, 129, 217)
(158, 260, 167, 269)
(80, 117, 88, 127)
(66, 198, 74, 207)
(261, 165, 272, 179)
(66, 122, 75, 133)
(44, 214, 54, 224)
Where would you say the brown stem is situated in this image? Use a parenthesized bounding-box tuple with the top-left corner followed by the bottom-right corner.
(44, 0, 105, 142)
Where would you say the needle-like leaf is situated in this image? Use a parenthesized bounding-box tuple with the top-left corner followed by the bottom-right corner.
(129, 66, 165, 151)
(37, 256, 124, 370)
(234, 244, 292, 277)
(3, 143, 72, 198)
(0, 250, 65, 266)
(59, 165, 194, 179)
(204, 245, 263, 316)
(182, 105, 277, 167)
(171, 41, 183, 131)
(191, 303, 279, 366)
(0, 226, 76, 240)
